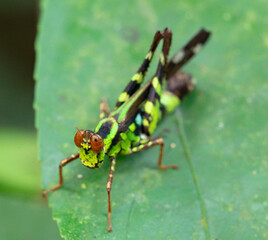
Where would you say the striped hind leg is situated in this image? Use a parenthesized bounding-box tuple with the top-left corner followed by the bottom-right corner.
(129, 138, 178, 170)
(142, 28, 172, 136)
(166, 29, 211, 79)
(115, 30, 164, 108)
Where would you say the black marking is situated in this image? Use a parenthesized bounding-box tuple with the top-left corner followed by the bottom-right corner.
(108, 131, 121, 152)
(96, 120, 113, 140)
(166, 29, 211, 79)
(148, 86, 161, 102)
(160, 104, 166, 116)
(138, 59, 150, 74)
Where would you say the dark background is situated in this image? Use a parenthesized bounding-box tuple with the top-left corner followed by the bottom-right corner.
(0, 1, 60, 239)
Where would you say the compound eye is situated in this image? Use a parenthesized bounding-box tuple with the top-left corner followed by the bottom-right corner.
(90, 134, 104, 153)
(74, 126, 84, 147)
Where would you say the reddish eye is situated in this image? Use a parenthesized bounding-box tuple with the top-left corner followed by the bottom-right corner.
(74, 126, 84, 147)
(90, 134, 104, 153)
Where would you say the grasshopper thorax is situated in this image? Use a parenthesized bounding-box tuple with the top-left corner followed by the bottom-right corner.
(74, 126, 105, 169)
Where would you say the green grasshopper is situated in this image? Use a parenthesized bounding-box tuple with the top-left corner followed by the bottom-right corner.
(43, 28, 211, 232)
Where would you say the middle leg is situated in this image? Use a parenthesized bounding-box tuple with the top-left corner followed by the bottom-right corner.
(128, 138, 178, 170)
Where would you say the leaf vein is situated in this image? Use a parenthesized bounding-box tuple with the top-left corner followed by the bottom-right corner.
(175, 110, 211, 240)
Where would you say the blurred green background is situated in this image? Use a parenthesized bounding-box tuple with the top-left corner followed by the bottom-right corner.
(0, 1, 61, 239)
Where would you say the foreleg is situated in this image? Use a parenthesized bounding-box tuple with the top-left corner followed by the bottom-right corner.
(42, 153, 79, 197)
(129, 138, 178, 170)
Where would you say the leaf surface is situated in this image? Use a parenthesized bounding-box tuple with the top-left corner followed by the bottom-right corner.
(35, 0, 268, 239)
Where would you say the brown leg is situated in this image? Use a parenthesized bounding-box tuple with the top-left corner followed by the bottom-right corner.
(156, 138, 178, 170)
(106, 157, 116, 232)
(42, 152, 79, 197)
(99, 97, 110, 119)
(130, 138, 178, 170)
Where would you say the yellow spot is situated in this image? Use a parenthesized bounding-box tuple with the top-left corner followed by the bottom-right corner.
(71, 154, 75, 158)
(109, 174, 113, 178)
(145, 51, 153, 60)
(82, 143, 89, 150)
(61, 159, 67, 164)
(145, 101, 154, 114)
(131, 73, 143, 84)
(132, 147, 138, 152)
(148, 142, 153, 147)
(143, 118, 149, 127)
(152, 77, 161, 95)
(160, 91, 180, 113)
(111, 166, 115, 171)
(81, 183, 86, 189)
(138, 144, 144, 149)
(118, 92, 129, 102)
(82, 160, 94, 168)
(107, 182, 111, 189)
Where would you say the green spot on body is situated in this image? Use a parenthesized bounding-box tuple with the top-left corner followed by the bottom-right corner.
(145, 101, 154, 114)
(138, 144, 144, 149)
(79, 148, 105, 168)
(129, 122, 136, 132)
(160, 91, 180, 113)
(132, 147, 138, 152)
(143, 118, 149, 127)
(152, 77, 161, 95)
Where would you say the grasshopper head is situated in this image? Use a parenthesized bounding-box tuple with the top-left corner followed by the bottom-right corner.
(74, 126, 105, 169)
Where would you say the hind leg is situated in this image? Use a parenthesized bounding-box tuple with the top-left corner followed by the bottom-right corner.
(166, 29, 211, 79)
(128, 138, 178, 170)
(115, 30, 164, 108)
(142, 28, 172, 136)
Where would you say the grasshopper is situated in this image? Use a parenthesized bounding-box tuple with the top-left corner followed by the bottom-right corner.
(43, 28, 211, 232)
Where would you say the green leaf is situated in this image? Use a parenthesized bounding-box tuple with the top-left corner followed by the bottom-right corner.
(35, 0, 268, 239)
